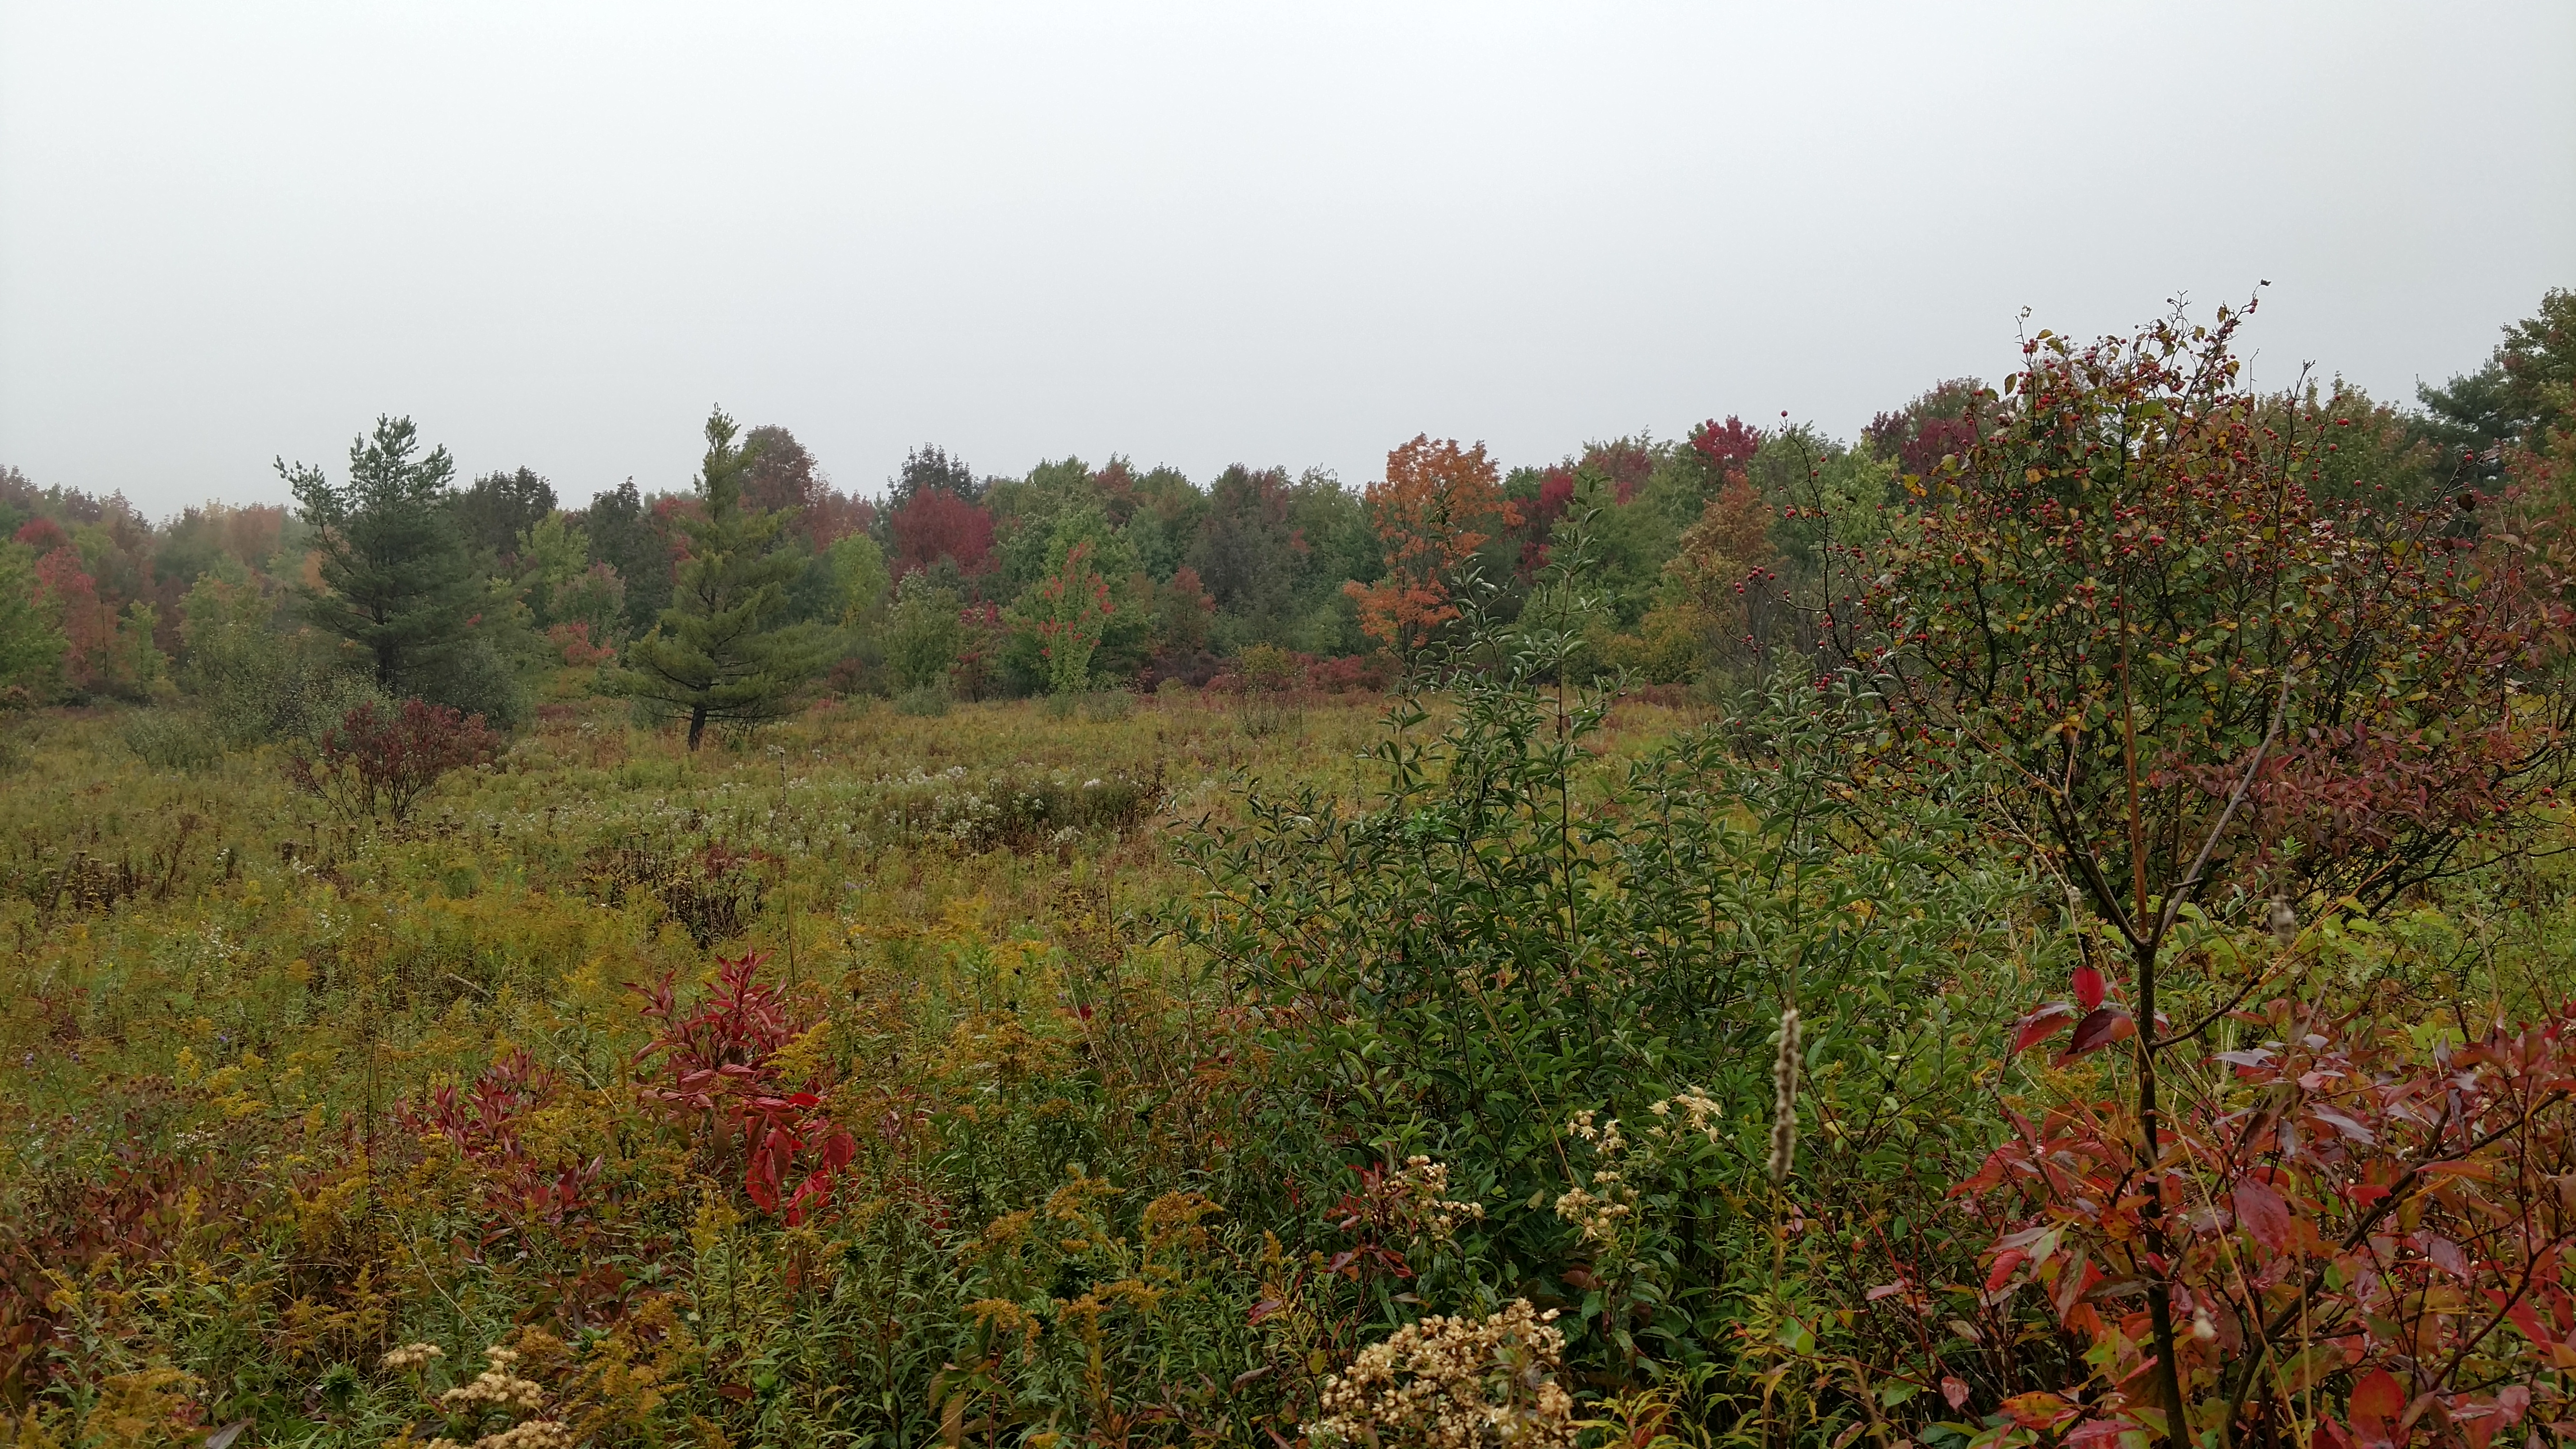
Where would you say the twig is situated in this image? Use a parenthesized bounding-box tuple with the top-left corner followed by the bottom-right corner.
(2149, 668, 2296, 953)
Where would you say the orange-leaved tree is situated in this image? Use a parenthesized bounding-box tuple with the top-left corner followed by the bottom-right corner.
(1344, 435, 1519, 656)
(1662, 466, 1784, 669)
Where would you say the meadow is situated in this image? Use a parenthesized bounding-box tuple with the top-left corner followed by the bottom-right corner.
(0, 686, 1404, 1443)
(9, 653, 2574, 1449)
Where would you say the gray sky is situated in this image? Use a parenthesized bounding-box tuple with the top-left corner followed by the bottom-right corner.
(3, 2, 2570, 518)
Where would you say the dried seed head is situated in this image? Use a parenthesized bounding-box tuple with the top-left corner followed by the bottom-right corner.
(381, 1342, 444, 1372)
(2266, 897, 2298, 947)
(1306, 1300, 1574, 1449)
(1768, 1006, 1803, 1184)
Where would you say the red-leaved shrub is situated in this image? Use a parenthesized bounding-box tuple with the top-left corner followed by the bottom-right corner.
(635, 953, 854, 1225)
(399, 1048, 603, 1241)
(1944, 990, 2576, 1447)
(283, 699, 501, 823)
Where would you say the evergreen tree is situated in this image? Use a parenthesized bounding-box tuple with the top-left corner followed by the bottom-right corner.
(281, 415, 477, 694)
(2416, 287, 2576, 467)
(610, 408, 833, 749)
(453, 466, 557, 563)
(582, 478, 674, 631)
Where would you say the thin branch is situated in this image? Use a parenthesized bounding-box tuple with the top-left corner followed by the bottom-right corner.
(2150, 668, 2297, 952)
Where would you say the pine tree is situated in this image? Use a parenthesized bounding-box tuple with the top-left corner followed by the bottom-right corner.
(281, 416, 477, 694)
(612, 408, 833, 749)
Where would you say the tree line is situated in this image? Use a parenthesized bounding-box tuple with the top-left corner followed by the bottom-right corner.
(0, 287, 2564, 747)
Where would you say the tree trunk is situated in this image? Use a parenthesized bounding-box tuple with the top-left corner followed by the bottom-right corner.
(2135, 937, 2187, 1449)
(687, 705, 707, 751)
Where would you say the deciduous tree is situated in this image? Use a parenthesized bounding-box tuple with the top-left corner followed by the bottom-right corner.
(1343, 435, 1517, 655)
(883, 571, 961, 692)
(0, 541, 66, 701)
(1853, 298, 2575, 1445)
(1027, 538, 1115, 696)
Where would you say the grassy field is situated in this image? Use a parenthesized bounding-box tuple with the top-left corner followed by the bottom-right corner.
(0, 685, 1704, 1449)
(8, 667, 2575, 1449)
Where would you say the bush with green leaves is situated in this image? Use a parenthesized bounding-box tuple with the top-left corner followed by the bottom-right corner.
(117, 707, 225, 771)
(176, 574, 384, 744)
(884, 572, 963, 694)
(891, 683, 951, 717)
(1180, 561, 2029, 1395)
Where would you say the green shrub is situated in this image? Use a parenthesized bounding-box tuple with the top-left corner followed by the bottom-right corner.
(178, 574, 383, 743)
(1181, 573, 2025, 1390)
(876, 763, 1163, 852)
(416, 634, 532, 730)
(1236, 696, 1298, 738)
(892, 683, 951, 717)
(117, 708, 224, 770)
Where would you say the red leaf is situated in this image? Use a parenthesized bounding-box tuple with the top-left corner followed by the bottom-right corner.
(2073, 964, 2105, 1012)
(2486, 1289, 2552, 1350)
(2496, 1385, 2531, 1425)
(2061, 1006, 2135, 1058)
(2348, 1368, 2404, 1449)
(1985, 1248, 2027, 1291)
(2012, 1002, 2077, 1054)
(2233, 1176, 2291, 1251)
(2308, 1106, 2379, 1144)
(2064, 1421, 2133, 1449)
(1941, 1376, 1970, 1410)
(2421, 1234, 2467, 1280)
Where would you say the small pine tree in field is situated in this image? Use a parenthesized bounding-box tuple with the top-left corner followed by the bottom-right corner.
(281, 416, 478, 695)
(611, 408, 833, 749)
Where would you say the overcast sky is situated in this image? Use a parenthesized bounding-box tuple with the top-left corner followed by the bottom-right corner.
(2, 2, 2569, 518)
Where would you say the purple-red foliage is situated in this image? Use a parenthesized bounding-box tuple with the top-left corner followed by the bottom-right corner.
(400, 1049, 603, 1238)
(888, 489, 995, 579)
(283, 699, 501, 824)
(635, 953, 855, 1226)
(804, 490, 876, 550)
(1305, 654, 1390, 694)
(1689, 416, 1766, 475)
(1865, 378, 1983, 480)
(1957, 991, 2576, 1446)
(12, 518, 67, 553)
(1, 1127, 254, 1402)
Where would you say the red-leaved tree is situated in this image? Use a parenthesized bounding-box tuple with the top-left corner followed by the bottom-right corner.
(1848, 297, 2576, 1446)
(889, 489, 996, 579)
